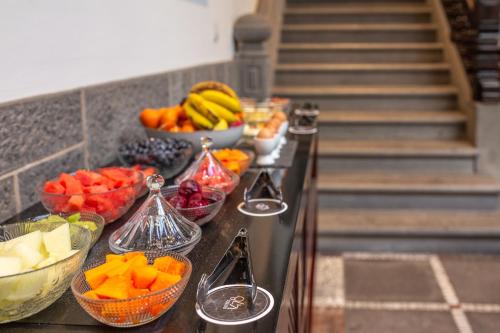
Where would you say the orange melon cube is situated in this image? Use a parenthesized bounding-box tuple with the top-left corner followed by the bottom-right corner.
(149, 271, 181, 292)
(152, 256, 175, 273)
(94, 276, 130, 299)
(124, 251, 145, 261)
(166, 261, 186, 276)
(128, 288, 150, 298)
(132, 266, 158, 289)
(106, 254, 125, 263)
(83, 290, 100, 300)
(84, 259, 123, 289)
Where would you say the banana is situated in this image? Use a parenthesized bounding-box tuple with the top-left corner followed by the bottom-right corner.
(186, 93, 219, 124)
(183, 103, 213, 130)
(200, 90, 242, 114)
(203, 100, 238, 123)
(190, 81, 238, 99)
(213, 118, 228, 131)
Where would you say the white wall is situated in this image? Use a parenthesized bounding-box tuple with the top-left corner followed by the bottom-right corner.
(0, 0, 256, 103)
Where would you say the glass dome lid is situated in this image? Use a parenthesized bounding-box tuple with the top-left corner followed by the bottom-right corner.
(175, 137, 240, 194)
(109, 174, 201, 255)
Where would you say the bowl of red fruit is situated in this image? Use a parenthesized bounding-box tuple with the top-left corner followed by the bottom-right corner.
(39, 167, 144, 224)
(161, 180, 225, 226)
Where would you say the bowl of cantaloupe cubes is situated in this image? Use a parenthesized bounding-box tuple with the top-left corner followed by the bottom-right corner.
(71, 250, 191, 327)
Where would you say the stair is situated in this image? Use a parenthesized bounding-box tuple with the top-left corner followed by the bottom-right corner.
(318, 139, 477, 172)
(277, 0, 500, 249)
(273, 85, 458, 110)
(318, 111, 466, 139)
(279, 43, 445, 64)
(275, 63, 451, 85)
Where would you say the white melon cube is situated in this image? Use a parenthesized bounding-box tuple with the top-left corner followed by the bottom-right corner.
(0, 256, 23, 277)
(42, 223, 71, 257)
(0, 230, 42, 254)
(8, 242, 44, 268)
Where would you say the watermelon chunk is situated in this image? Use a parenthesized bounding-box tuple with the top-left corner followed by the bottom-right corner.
(75, 170, 106, 186)
(68, 195, 84, 210)
(59, 173, 83, 195)
(44, 181, 65, 194)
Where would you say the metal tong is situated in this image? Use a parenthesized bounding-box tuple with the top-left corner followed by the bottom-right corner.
(243, 169, 283, 208)
(196, 228, 257, 307)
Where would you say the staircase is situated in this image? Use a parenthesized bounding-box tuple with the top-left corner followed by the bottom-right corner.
(274, 0, 500, 252)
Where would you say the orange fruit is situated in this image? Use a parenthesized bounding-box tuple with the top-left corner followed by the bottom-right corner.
(159, 108, 179, 130)
(139, 109, 163, 129)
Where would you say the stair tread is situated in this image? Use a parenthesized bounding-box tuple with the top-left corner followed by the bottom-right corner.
(318, 171, 500, 193)
(279, 42, 443, 50)
(286, 4, 431, 14)
(282, 23, 437, 31)
(273, 85, 458, 95)
(319, 111, 465, 123)
(276, 63, 450, 71)
(318, 139, 477, 156)
(318, 209, 500, 234)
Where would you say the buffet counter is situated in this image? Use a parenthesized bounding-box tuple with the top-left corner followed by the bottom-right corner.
(3, 133, 318, 333)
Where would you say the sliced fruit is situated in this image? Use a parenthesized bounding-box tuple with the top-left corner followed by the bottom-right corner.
(42, 223, 72, 258)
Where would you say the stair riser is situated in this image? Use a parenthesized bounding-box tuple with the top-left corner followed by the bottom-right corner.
(276, 70, 451, 86)
(288, 0, 426, 3)
(282, 95, 458, 111)
(284, 13, 431, 24)
(318, 123, 465, 140)
(318, 192, 498, 210)
(318, 156, 476, 173)
(282, 30, 436, 43)
(279, 49, 444, 64)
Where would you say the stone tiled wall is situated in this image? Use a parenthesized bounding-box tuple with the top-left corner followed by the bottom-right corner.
(0, 61, 238, 222)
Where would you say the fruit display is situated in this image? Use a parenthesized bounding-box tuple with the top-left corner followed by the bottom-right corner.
(39, 167, 143, 223)
(0, 222, 91, 323)
(71, 250, 192, 327)
(212, 149, 255, 175)
(118, 138, 193, 179)
(139, 81, 244, 132)
(162, 180, 226, 225)
(31, 212, 105, 247)
(175, 137, 239, 194)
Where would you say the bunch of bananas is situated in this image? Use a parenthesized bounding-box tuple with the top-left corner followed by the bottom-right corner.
(182, 81, 243, 131)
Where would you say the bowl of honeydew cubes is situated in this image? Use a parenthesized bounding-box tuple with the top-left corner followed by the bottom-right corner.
(0, 221, 92, 323)
(30, 212, 105, 247)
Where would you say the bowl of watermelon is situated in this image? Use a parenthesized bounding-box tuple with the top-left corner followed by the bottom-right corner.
(39, 167, 144, 224)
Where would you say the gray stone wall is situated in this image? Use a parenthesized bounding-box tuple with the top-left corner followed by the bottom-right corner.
(0, 61, 238, 223)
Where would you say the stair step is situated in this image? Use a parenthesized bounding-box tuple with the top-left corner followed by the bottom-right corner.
(288, 0, 427, 5)
(318, 140, 476, 172)
(318, 171, 500, 210)
(279, 42, 444, 63)
(285, 4, 432, 24)
(273, 85, 458, 111)
(318, 111, 466, 140)
(319, 110, 465, 123)
(318, 209, 500, 236)
(282, 23, 437, 43)
(318, 140, 477, 157)
(275, 63, 451, 86)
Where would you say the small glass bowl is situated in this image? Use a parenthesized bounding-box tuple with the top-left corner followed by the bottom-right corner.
(29, 212, 105, 247)
(118, 140, 193, 180)
(161, 186, 226, 226)
(207, 149, 255, 176)
(0, 222, 92, 324)
(38, 168, 143, 224)
(71, 250, 192, 327)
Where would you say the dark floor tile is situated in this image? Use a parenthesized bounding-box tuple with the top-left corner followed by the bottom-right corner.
(345, 259, 444, 302)
(345, 309, 458, 333)
(466, 312, 500, 333)
(18, 147, 85, 208)
(0, 91, 82, 175)
(441, 255, 500, 304)
(312, 307, 344, 333)
(0, 177, 17, 223)
(84, 75, 169, 167)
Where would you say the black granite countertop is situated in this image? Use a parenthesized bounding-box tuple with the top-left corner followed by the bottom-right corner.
(2, 134, 315, 333)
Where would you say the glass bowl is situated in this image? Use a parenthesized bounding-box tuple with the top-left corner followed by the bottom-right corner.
(203, 149, 255, 176)
(38, 167, 143, 224)
(161, 185, 226, 226)
(71, 250, 192, 327)
(29, 212, 105, 247)
(118, 138, 194, 179)
(0, 222, 92, 324)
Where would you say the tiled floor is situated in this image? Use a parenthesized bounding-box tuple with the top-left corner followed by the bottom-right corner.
(312, 253, 500, 333)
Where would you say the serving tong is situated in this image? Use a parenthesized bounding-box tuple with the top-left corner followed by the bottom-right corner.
(197, 228, 256, 307)
(237, 169, 288, 217)
(195, 228, 274, 325)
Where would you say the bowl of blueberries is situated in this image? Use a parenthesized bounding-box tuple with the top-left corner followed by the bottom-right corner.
(118, 138, 193, 179)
